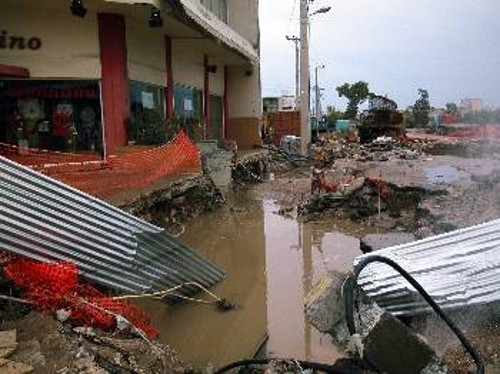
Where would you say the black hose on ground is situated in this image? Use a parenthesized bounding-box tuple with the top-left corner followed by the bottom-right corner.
(214, 358, 345, 374)
(344, 255, 484, 374)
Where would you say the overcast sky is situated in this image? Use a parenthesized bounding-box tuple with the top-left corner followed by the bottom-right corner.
(260, 0, 500, 110)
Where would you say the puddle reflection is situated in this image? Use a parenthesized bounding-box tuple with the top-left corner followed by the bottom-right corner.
(138, 193, 363, 368)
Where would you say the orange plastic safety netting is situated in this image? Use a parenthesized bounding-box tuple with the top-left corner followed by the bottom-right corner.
(448, 124, 500, 139)
(0, 142, 101, 171)
(1, 131, 201, 198)
(3, 259, 159, 339)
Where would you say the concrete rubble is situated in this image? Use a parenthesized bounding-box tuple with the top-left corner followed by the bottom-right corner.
(0, 312, 185, 373)
(360, 233, 416, 253)
(305, 272, 449, 373)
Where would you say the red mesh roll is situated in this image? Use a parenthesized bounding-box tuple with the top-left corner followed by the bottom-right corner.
(3, 259, 158, 339)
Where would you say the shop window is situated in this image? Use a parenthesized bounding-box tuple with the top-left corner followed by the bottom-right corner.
(128, 81, 165, 145)
(173, 84, 203, 140)
(0, 79, 102, 153)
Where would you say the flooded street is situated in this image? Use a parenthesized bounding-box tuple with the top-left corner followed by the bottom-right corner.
(138, 187, 372, 369)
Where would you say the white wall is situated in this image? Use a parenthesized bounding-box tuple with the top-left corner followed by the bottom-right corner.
(209, 57, 224, 95)
(127, 18, 165, 86)
(227, 0, 259, 47)
(227, 64, 261, 118)
(172, 39, 205, 89)
(0, 5, 101, 78)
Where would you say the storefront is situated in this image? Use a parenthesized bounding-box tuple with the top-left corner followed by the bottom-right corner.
(0, 79, 103, 153)
(0, 0, 261, 157)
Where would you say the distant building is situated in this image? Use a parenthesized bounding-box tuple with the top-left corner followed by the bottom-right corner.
(263, 97, 279, 114)
(460, 98, 483, 114)
(278, 95, 296, 112)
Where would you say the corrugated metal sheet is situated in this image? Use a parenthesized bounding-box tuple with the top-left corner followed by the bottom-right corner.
(0, 155, 225, 294)
(177, 0, 259, 63)
(355, 220, 500, 316)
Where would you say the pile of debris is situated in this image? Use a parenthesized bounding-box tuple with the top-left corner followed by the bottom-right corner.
(0, 312, 184, 373)
(297, 174, 422, 231)
(310, 135, 429, 165)
(356, 136, 425, 161)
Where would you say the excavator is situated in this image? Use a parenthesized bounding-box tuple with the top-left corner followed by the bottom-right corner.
(358, 95, 405, 143)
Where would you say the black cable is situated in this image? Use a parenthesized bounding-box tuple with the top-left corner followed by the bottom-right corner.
(215, 358, 341, 374)
(344, 255, 484, 374)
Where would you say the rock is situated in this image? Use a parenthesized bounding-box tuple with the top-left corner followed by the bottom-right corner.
(305, 272, 348, 340)
(342, 177, 365, 196)
(0, 332, 16, 350)
(360, 233, 416, 253)
(305, 272, 448, 373)
(0, 359, 34, 373)
(363, 314, 447, 373)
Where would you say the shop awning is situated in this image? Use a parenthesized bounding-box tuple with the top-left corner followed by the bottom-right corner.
(176, 0, 259, 64)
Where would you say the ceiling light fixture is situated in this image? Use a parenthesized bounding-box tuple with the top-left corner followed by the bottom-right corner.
(70, 0, 87, 18)
(149, 7, 163, 28)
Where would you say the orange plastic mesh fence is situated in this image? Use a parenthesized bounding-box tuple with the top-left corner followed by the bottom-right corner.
(1, 131, 201, 198)
(4, 259, 159, 339)
(448, 124, 500, 139)
(0, 142, 101, 169)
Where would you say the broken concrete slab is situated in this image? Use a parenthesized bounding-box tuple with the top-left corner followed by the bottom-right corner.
(305, 271, 385, 345)
(360, 233, 416, 253)
(0, 349, 15, 360)
(305, 272, 348, 340)
(363, 314, 444, 374)
(0, 332, 16, 350)
(305, 272, 448, 373)
(341, 177, 366, 196)
(0, 359, 34, 373)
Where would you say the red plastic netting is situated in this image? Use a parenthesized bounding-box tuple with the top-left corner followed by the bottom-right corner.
(1, 131, 201, 198)
(3, 259, 158, 339)
(0, 142, 101, 169)
(448, 124, 500, 139)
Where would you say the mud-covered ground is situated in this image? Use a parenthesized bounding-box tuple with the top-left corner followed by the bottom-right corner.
(260, 134, 500, 240)
(2, 132, 500, 373)
(256, 132, 500, 372)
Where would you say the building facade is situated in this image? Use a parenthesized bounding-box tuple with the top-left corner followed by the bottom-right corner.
(0, 0, 261, 156)
(460, 98, 483, 114)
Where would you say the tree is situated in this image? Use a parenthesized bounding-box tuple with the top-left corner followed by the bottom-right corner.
(336, 81, 372, 119)
(412, 89, 431, 126)
(445, 102, 458, 115)
(325, 105, 342, 123)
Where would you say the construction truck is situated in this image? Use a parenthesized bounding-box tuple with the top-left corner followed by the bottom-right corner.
(358, 95, 405, 143)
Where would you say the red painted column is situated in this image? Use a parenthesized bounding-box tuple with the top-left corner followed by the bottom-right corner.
(164, 36, 174, 120)
(223, 66, 229, 139)
(203, 55, 211, 140)
(98, 13, 129, 156)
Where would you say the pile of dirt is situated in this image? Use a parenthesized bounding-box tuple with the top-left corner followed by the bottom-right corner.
(312, 135, 429, 165)
(0, 311, 185, 373)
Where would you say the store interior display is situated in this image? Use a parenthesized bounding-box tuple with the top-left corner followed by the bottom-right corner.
(0, 79, 102, 153)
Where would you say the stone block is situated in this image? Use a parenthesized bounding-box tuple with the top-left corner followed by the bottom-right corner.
(360, 233, 415, 253)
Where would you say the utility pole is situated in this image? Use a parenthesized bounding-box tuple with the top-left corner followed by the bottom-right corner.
(315, 65, 324, 120)
(285, 35, 300, 108)
(299, 0, 310, 156)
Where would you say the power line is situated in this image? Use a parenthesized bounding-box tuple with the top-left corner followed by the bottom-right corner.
(286, 0, 299, 34)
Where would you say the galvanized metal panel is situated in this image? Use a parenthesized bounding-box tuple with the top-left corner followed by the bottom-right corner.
(355, 219, 500, 315)
(0, 156, 225, 295)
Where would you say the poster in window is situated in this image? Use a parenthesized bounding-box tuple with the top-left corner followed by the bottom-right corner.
(141, 92, 155, 109)
(184, 98, 193, 111)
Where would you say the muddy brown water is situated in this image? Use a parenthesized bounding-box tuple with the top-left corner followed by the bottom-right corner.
(137, 190, 376, 369)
